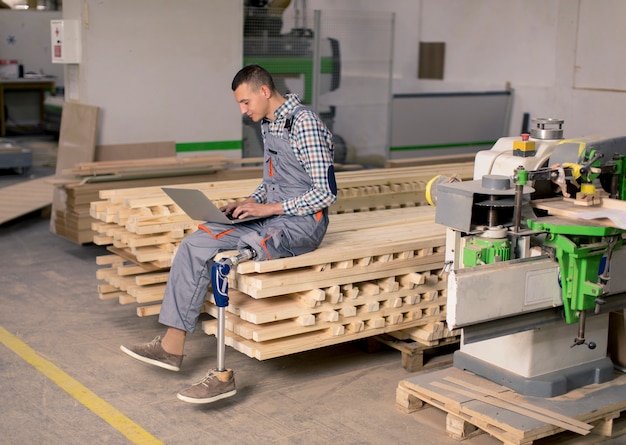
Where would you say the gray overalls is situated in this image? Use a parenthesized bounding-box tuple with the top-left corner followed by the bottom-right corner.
(159, 107, 330, 333)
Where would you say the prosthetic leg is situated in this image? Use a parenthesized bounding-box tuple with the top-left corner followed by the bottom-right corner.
(212, 248, 256, 372)
(177, 247, 256, 404)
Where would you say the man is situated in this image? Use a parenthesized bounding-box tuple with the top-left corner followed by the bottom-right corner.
(121, 65, 337, 404)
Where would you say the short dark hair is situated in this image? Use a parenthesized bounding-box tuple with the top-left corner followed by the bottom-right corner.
(231, 64, 277, 92)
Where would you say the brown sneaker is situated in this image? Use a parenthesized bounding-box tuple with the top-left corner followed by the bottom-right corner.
(120, 336, 183, 372)
(177, 369, 236, 404)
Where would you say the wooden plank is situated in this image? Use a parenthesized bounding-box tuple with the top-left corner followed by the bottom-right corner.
(532, 197, 626, 229)
(431, 381, 592, 436)
(0, 176, 54, 224)
(55, 102, 99, 175)
(95, 141, 176, 162)
(442, 376, 593, 433)
(137, 304, 161, 317)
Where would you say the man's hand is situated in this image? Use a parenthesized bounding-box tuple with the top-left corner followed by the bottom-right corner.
(221, 198, 283, 219)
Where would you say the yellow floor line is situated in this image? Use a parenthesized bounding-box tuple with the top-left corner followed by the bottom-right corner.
(0, 325, 164, 445)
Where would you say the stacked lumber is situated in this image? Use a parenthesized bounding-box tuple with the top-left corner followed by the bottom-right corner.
(93, 163, 474, 359)
(92, 163, 472, 277)
(53, 151, 367, 244)
(202, 207, 449, 359)
(50, 102, 98, 241)
(52, 156, 263, 244)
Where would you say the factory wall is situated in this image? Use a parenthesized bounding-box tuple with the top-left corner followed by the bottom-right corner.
(407, 0, 626, 139)
(0, 10, 63, 83)
(5, 0, 624, 154)
(61, 0, 243, 152)
(298, 0, 626, 140)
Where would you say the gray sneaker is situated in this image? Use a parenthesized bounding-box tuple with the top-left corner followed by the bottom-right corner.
(120, 336, 183, 371)
(177, 369, 236, 404)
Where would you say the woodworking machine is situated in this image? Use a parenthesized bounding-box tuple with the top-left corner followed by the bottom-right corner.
(430, 118, 626, 397)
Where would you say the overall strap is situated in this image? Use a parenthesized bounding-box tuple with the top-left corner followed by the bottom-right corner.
(282, 105, 307, 139)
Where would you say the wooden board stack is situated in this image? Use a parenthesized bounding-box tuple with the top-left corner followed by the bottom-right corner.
(52, 156, 264, 244)
(93, 163, 474, 360)
(202, 207, 448, 360)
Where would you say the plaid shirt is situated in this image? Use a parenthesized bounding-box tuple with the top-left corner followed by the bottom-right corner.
(250, 94, 337, 216)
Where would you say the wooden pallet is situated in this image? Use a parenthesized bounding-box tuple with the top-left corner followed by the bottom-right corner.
(396, 367, 626, 445)
(370, 333, 460, 372)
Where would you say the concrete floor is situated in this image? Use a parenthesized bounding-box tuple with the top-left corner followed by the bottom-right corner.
(1, 137, 624, 445)
(0, 138, 500, 445)
(0, 213, 506, 445)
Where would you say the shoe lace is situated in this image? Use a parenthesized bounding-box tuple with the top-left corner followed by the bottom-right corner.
(194, 370, 218, 387)
(147, 336, 162, 347)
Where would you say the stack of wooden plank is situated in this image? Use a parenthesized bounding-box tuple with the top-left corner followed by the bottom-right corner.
(202, 207, 449, 359)
(53, 152, 362, 244)
(52, 157, 263, 244)
(92, 163, 474, 359)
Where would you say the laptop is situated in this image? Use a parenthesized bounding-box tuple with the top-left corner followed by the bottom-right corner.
(162, 187, 263, 224)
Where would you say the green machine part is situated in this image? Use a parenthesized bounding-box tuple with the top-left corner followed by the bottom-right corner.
(579, 149, 626, 200)
(463, 237, 511, 267)
(528, 219, 623, 324)
(579, 147, 603, 183)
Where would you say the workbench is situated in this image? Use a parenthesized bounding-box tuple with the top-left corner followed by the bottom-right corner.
(0, 78, 55, 137)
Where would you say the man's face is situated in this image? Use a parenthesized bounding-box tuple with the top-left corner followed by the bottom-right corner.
(234, 82, 269, 122)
